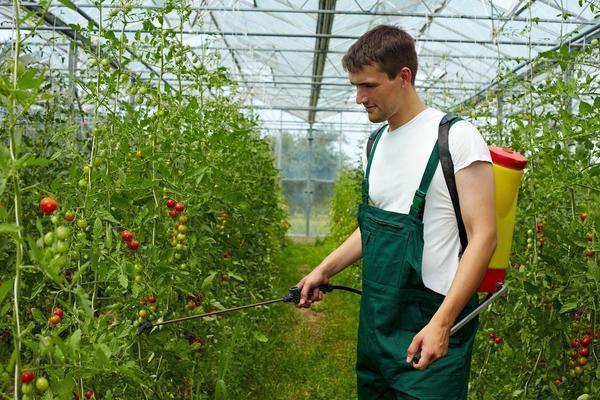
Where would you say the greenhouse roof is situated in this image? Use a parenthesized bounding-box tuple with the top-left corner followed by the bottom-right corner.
(0, 0, 598, 131)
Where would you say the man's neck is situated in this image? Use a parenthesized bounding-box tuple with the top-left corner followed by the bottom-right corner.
(387, 91, 427, 131)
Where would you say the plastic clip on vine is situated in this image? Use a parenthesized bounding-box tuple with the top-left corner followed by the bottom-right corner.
(137, 283, 363, 335)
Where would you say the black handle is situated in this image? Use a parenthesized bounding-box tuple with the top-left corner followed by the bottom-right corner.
(284, 284, 333, 304)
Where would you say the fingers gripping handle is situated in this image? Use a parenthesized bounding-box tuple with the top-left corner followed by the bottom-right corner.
(284, 284, 333, 304)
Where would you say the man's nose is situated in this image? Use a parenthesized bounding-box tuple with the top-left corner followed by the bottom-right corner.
(356, 89, 367, 105)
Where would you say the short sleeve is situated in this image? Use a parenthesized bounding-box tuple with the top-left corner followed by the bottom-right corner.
(361, 136, 369, 173)
(448, 120, 492, 173)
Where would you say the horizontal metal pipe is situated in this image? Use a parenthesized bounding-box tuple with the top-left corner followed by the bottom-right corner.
(5, 2, 594, 25)
(0, 25, 557, 46)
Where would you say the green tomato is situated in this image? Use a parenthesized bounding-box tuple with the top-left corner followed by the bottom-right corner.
(44, 231, 56, 245)
(76, 232, 87, 241)
(134, 263, 143, 273)
(83, 165, 91, 174)
(101, 58, 111, 67)
(22, 395, 31, 400)
(36, 237, 45, 248)
(76, 219, 88, 229)
(55, 226, 71, 240)
(55, 240, 69, 254)
(134, 274, 143, 283)
(35, 377, 49, 392)
(78, 179, 87, 188)
(50, 215, 60, 225)
(21, 383, 33, 394)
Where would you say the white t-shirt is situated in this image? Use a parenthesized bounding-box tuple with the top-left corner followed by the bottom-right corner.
(361, 107, 492, 295)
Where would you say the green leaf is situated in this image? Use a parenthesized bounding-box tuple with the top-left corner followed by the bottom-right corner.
(94, 343, 112, 364)
(67, 329, 82, 352)
(118, 272, 128, 289)
(0, 279, 13, 305)
(17, 68, 44, 90)
(202, 271, 217, 289)
(214, 379, 228, 400)
(253, 333, 268, 343)
(227, 272, 244, 282)
(0, 223, 20, 238)
(56, 373, 76, 398)
(559, 302, 577, 314)
(58, 0, 76, 11)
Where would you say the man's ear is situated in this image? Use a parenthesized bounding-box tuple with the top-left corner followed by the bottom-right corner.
(397, 67, 413, 88)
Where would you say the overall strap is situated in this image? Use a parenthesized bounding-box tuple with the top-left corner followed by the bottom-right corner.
(438, 114, 468, 256)
(409, 142, 440, 220)
(362, 125, 387, 204)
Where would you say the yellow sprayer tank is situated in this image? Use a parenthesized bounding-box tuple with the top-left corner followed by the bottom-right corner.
(478, 147, 528, 292)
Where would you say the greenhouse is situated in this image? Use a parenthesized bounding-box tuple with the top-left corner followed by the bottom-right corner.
(0, 0, 598, 399)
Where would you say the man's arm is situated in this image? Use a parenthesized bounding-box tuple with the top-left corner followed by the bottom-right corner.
(407, 160, 497, 369)
(296, 227, 362, 307)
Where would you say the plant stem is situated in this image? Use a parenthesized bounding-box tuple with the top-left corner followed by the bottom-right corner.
(10, 1, 23, 398)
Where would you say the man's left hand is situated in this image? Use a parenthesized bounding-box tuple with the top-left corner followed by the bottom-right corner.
(406, 321, 451, 370)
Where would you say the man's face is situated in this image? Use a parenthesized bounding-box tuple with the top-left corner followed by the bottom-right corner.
(348, 64, 405, 123)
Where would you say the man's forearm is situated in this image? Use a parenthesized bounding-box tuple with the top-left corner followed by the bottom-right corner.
(431, 232, 497, 329)
(317, 227, 363, 278)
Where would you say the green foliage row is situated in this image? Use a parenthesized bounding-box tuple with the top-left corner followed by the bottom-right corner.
(0, 2, 287, 399)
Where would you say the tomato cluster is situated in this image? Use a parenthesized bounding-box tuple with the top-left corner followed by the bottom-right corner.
(19, 371, 50, 398)
(487, 332, 504, 349)
(121, 229, 140, 251)
(49, 308, 64, 326)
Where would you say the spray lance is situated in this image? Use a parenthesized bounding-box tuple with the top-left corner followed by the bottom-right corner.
(137, 281, 506, 360)
(137, 283, 361, 335)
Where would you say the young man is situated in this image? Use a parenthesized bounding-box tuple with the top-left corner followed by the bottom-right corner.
(295, 25, 497, 399)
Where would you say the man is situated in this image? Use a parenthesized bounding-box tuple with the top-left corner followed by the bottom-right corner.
(295, 25, 497, 399)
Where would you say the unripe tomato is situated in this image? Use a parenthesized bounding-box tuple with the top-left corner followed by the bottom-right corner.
(580, 212, 588, 221)
(53, 308, 64, 318)
(577, 356, 588, 366)
(174, 202, 185, 212)
(121, 230, 133, 242)
(76, 219, 88, 229)
(78, 179, 87, 188)
(135, 150, 143, 159)
(55, 241, 69, 254)
(222, 273, 229, 281)
(134, 274, 143, 283)
(178, 225, 187, 234)
(584, 248, 595, 257)
(21, 383, 33, 394)
(127, 239, 140, 251)
(179, 215, 188, 224)
(63, 213, 75, 225)
(134, 263, 143, 273)
(139, 309, 148, 318)
(39, 197, 58, 214)
(49, 315, 61, 325)
(585, 232, 593, 241)
(526, 229, 533, 236)
(166, 199, 176, 208)
(35, 377, 49, 392)
(55, 226, 71, 240)
(176, 233, 186, 242)
(147, 295, 156, 303)
(20, 371, 35, 383)
(43, 232, 56, 246)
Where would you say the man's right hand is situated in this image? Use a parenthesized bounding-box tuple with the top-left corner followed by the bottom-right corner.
(295, 268, 329, 308)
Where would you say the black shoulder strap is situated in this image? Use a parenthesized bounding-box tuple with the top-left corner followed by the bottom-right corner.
(438, 114, 468, 256)
(366, 124, 387, 161)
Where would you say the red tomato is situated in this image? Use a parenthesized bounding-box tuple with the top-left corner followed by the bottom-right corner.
(84, 390, 94, 399)
(571, 339, 580, 348)
(39, 197, 58, 214)
(169, 209, 179, 218)
(20, 371, 35, 383)
(166, 199, 176, 208)
(127, 240, 140, 251)
(580, 212, 588, 221)
(577, 356, 588, 366)
(147, 295, 156, 303)
(174, 202, 185, 212)
(121, 230, 133, 242)
(53, 308, 64, 318)
(580, 335, 592, 347)
(495, 337, 503, 344)
(579, 347, 590, 357)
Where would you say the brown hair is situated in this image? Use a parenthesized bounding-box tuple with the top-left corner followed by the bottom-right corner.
(342, 25, 418, 84)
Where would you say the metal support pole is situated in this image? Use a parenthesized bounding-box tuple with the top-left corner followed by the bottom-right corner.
(305, 123, 314, 237)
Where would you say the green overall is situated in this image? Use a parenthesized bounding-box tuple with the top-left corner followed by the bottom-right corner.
(356, 128, 479, 400)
